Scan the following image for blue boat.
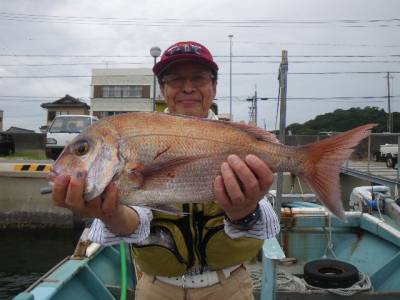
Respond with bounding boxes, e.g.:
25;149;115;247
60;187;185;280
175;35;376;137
13;195;400;300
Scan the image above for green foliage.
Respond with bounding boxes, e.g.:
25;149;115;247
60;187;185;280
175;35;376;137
0;150;47;160
287;106;399;134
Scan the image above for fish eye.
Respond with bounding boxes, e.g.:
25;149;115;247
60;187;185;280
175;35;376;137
73;140;90;156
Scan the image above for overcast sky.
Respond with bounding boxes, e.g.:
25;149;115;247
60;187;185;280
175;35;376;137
0;0;399;132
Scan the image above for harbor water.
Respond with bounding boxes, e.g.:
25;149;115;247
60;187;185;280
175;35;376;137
0;229;81;300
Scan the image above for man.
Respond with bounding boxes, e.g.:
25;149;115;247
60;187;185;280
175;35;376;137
52;41;279;300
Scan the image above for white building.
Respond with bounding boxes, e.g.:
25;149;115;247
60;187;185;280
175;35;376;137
91;68;162;118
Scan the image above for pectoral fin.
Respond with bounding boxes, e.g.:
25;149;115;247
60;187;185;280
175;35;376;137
125;155;203;188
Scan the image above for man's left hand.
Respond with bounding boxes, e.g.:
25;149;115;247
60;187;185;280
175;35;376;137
213;154;274;221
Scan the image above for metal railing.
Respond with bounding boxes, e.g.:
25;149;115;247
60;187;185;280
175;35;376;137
344;133;400;191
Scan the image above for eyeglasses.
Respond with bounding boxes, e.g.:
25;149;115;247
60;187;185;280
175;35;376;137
162;72;215;88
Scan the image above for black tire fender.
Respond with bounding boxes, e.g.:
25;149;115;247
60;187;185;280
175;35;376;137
304;259;359;288
386;154;395;168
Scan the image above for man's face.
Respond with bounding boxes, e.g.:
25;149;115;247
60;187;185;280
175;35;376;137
160;62;217;117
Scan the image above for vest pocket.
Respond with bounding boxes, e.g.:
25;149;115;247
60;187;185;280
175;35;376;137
132;244;188;276
132;223;189;276
203;227;263;270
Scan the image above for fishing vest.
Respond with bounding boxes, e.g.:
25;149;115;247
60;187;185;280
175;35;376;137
131;203;263;276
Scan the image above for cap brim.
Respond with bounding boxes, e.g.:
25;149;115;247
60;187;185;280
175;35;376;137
153;54;219;76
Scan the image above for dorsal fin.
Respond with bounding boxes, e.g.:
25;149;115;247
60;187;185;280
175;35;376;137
164;112;280;144
221;121;280;144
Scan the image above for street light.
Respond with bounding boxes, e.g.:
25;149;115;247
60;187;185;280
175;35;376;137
228;35;233;120
150;46;162;112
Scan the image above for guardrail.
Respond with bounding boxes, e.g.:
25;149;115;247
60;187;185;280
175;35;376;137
343;133;400;190
368;133;399;181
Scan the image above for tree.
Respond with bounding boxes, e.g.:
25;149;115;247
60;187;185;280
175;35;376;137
286;107;398;134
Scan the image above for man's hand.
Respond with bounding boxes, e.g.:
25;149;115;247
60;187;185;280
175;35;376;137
213;154;274;221
52;170;139;235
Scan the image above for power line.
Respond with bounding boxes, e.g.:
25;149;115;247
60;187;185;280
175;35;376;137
1;95;399;103
0;12;399;28
4;36;400;48
2;60;400;68
1;54;400;58
1;71;400;79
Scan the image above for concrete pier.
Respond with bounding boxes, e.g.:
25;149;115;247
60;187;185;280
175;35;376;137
0;163;313;229
0;169;78;229
0;160;371;229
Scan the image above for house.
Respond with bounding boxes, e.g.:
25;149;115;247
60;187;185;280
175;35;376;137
40;94;90;127
90;68;222;119
5;127;35;133
90;68;165;118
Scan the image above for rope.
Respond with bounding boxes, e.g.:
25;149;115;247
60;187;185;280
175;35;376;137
322;214;337;259
297;176;304;195
276;271;306;292
303;272;372;296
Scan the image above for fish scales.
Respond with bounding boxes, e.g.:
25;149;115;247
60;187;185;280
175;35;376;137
50;112;376;221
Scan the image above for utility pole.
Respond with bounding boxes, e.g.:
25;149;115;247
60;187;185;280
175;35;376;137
247;93;256;125
255;88;258;126
275;50;288;219
228;35;234;121
385;72;393;132
247;87;268;126
150;46;162;112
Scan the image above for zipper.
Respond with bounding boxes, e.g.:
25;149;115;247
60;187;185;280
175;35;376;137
192;206;202;270
183;204;195;269
199;224;225;267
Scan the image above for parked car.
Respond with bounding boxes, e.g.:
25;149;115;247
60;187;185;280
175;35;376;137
45;115;98;160
373;144;398;168
0;132;15;156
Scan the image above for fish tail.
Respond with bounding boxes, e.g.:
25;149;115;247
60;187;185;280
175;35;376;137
298;124;376;221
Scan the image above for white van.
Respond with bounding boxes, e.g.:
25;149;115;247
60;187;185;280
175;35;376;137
45;115;98;160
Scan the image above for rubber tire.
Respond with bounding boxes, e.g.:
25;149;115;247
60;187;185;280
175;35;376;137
304;259;359;289
386;155;395;168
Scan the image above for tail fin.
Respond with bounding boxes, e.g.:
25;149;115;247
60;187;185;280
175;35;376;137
299;124;376;221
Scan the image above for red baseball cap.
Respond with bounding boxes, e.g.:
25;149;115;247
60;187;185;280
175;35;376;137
153;41;219;76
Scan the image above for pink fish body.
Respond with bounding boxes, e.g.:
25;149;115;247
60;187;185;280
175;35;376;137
50;112;376;221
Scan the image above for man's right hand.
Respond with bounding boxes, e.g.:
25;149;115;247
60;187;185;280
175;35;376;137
52;171;140;236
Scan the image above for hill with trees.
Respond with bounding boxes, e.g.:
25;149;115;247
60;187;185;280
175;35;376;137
286;107;399;134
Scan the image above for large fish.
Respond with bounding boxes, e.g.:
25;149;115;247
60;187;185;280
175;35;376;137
49;112;376;221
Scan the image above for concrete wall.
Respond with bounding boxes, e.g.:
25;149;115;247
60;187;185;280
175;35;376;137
0;171;78;229
0;169;312;229
0;169;381;229
11;133;46;151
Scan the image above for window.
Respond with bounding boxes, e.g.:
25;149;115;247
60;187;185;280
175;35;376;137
99;111;128;118
101;86;143;98
49;116;97;133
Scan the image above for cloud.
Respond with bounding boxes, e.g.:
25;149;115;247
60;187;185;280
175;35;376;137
0;0;399;131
